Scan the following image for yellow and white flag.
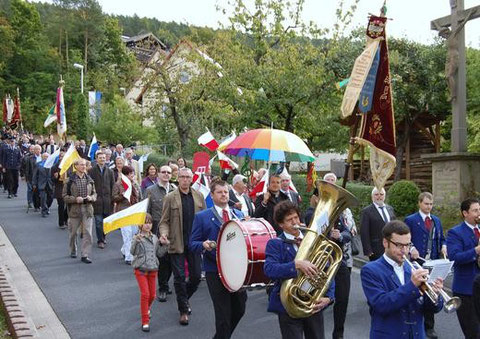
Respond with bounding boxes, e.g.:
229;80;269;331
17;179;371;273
103;198;149;234
59;144;81;176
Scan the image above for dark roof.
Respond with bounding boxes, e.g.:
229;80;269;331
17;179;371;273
123;32;168;64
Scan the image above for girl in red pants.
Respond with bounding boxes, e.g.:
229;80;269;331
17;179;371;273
130;213;165;332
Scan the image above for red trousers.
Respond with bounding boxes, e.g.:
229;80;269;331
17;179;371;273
134;269;157;325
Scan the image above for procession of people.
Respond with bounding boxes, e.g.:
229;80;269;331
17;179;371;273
1;126;480;339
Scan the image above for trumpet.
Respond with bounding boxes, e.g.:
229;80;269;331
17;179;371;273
403;255;461;313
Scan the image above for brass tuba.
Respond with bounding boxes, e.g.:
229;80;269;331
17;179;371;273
280;180;358;318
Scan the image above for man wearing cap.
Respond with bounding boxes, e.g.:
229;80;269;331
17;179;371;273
229;174;255;217
1;137;22;198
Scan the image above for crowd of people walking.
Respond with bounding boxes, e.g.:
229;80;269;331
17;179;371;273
1;127;480;338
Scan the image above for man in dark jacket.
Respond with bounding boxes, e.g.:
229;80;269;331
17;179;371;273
146;165;176;301
88;151;114;249
254;174;289;235
360;187;396;261
1;137;22;198
32;153;54;217
24;144;42;210
51;150;68;228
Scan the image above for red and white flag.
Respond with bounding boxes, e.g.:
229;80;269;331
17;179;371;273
217;150;238;170
121;173;132;201
198;131;219;151
249;170;269;198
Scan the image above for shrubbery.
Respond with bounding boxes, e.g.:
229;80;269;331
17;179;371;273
387;180;421;218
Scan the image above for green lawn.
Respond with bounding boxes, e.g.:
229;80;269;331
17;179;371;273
0;309;11;339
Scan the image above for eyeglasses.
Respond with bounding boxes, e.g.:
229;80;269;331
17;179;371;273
387;239;412;250
160;171;172;174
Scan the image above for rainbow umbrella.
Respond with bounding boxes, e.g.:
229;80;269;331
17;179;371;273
218;128;315;162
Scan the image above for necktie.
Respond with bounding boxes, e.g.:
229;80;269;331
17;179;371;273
222;209;230;223
294;237;302;246
474;227;480;242
425;216;433;232
379;206;388;222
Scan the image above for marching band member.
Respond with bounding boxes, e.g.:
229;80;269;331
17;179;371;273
264;200;334;339
190;179;245;339
361;220;443;339
446;198;480;338
404;192;446;338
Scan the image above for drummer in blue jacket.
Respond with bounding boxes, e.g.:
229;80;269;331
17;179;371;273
264;200;334;339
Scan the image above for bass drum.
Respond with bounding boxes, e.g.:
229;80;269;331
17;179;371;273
216;218;277;292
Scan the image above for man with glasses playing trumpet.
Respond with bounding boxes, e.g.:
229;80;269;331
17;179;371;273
446;198;480;339
361;220;444;339
404;192;446;338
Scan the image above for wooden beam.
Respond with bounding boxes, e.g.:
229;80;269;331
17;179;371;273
406;137;411;180
413;120;436;146
435;122;441;152
431;6;480;30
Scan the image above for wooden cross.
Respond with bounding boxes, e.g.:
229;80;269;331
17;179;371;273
431;0;479;152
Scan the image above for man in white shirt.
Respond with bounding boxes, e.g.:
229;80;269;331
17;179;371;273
279;172;300;206
360;187;396;261
361;220;444;338
228;174;255;217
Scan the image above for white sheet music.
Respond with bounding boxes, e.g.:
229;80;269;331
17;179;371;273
425;260;454;284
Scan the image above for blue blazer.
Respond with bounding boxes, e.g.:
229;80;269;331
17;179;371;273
361;256;442;339
264;234;335;314
404;213;445;259
447;222;480;295
189;207;243;272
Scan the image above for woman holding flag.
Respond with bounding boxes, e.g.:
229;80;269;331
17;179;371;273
112;166;141;265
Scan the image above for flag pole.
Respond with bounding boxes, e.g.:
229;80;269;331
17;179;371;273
341;1;388;189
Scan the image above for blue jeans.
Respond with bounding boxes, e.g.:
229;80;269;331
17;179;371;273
94;214;107;244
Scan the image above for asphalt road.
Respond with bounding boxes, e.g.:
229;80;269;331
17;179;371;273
0;181;462;339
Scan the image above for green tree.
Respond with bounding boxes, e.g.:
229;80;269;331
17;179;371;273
94;95;155;146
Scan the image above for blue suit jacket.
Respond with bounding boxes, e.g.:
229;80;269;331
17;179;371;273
447;222;480;295
189;207;243;272
404;212;445;259
361;256;442;339
264;234;335;314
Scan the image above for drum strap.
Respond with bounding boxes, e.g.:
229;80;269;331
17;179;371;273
211;207;240;225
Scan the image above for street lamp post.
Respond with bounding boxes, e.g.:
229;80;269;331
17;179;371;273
73;63;84;94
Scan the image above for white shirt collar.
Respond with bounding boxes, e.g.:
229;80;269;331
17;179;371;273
418;210;431;221
284;231;303;251
383;253;405;285
373;202;385;208
214;205;232;219
465;221;478;230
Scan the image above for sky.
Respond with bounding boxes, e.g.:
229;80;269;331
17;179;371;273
32;0;480;47
93;0;480;48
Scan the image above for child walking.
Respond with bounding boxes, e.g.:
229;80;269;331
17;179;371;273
130;213;165;332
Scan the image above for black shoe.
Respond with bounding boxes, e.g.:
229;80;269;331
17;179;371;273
167;288;173;295
81;257;92;264
179;313;189;326
425;329;438;339
157;291;167;302
46;210;50;215
13;194;17;197
70;253;77;258
7;195;11;199
141;324;150;332
125;260;132;265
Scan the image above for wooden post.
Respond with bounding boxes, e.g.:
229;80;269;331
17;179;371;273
435;122;441;152
405;137;411;180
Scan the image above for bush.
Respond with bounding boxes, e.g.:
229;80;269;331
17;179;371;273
387;180;421;218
